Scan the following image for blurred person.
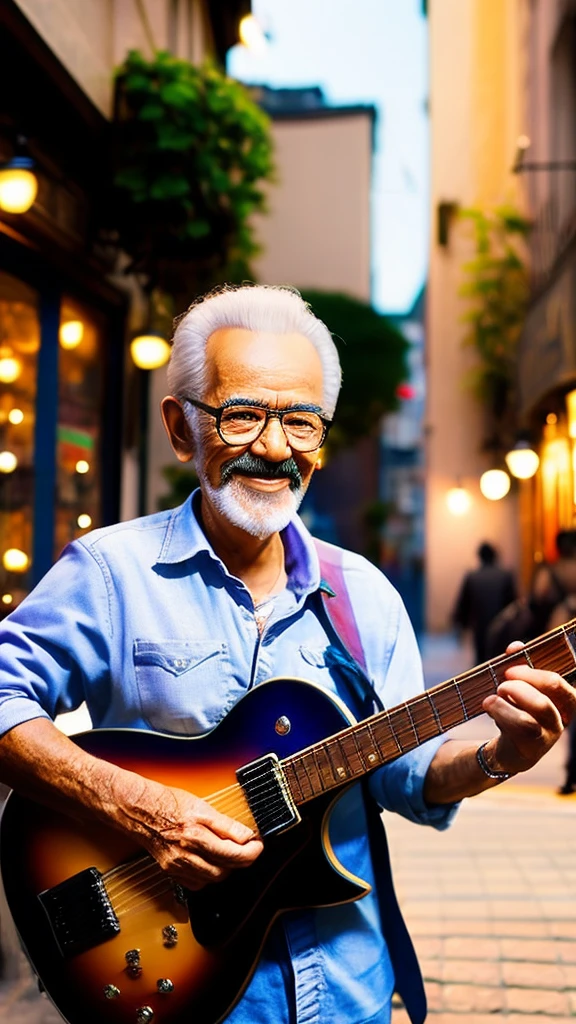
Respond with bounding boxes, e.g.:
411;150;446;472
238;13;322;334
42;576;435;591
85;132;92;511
0;284;574;1024
452;541;517;664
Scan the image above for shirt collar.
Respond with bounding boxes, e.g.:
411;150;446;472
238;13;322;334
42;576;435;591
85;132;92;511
156;489;322;596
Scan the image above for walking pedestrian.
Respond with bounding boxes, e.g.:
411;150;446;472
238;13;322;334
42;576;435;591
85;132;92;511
452;541;517;664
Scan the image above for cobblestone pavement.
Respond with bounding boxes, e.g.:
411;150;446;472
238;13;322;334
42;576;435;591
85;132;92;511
390;632;576;1023
0;634;574;1022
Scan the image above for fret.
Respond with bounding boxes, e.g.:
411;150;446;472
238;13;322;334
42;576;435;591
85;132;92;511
365;723;382;766
429;683;467;731
455;669;493;719
427;692;444;731
294;752;318;800
339;731;367;775
351;729;369;772
488;662;499;691
404;692;441;744
281;618;576;809
405;702;420;742
312;748;332;790
325;738;350;782
386;713;403;754
455;681;468;720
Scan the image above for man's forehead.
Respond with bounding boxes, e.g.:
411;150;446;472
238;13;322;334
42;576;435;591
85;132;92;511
203;326;323;394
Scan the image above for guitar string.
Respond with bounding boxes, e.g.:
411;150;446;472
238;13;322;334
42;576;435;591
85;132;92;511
113;879;175;916
104;632;573;909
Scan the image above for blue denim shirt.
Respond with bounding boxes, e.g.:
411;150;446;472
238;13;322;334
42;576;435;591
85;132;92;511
0;493;456;1024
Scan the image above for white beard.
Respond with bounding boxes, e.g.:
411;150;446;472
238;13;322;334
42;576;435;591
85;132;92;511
200;474;305;539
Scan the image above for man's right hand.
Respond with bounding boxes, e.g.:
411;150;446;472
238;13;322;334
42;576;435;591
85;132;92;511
121;779;264;890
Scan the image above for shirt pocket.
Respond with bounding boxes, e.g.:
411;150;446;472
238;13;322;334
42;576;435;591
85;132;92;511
133;639;230;735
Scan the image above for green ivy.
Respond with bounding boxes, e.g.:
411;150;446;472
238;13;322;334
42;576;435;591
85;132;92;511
459;205;531;446
110;50;275;298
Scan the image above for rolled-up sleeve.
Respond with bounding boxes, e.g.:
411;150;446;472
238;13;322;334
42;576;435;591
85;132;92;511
0;542;112;736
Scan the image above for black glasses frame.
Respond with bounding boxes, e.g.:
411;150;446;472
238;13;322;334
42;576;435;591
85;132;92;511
183;397;332;452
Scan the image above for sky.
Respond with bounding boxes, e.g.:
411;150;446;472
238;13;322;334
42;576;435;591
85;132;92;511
228;0;429;315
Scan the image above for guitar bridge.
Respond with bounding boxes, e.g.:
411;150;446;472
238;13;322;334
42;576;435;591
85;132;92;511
38;866;120;958
236;753;301;837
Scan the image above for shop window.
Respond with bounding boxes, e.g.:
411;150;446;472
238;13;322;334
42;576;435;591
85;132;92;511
55;298;104;560
0;272;39;614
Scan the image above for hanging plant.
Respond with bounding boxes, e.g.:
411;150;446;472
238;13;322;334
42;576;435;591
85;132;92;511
109;50;275;299
459;205;531;449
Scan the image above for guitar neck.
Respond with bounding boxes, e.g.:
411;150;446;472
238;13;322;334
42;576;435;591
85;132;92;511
282;618;576;807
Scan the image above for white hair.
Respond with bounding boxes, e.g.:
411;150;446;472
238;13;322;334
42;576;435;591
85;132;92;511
167;284;342;417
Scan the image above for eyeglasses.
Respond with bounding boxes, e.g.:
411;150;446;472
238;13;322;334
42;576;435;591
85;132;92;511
184;398;332;452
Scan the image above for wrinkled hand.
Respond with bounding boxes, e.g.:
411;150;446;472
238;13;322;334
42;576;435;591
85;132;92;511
482;640;576;774
118;778;263;891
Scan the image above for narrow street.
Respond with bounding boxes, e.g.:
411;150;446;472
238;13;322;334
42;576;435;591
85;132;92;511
390;634;576;1023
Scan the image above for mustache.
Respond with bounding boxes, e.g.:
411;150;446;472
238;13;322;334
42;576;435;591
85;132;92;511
220;452;303;490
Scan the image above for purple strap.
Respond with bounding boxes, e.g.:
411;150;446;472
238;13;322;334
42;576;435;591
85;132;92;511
313;538;368;674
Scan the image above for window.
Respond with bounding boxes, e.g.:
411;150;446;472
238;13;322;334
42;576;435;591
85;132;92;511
55;297;105;560
0;272;39;613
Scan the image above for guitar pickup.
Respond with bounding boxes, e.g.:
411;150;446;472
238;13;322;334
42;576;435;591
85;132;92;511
38;866;120;958
237;753;301;837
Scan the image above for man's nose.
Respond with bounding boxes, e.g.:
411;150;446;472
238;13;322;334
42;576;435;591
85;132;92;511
250;415;292;461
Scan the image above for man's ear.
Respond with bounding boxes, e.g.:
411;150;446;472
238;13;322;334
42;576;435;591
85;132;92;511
161;397;195;463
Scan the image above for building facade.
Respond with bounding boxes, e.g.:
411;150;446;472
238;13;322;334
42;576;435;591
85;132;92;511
426;0;528;631
0;0;247;615
515;0;576;573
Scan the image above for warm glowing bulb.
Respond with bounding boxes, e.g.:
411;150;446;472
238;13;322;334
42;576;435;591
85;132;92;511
75;460;90;474
2;548;29;572
0;451;18;473
239;14;267;51
130;334;171;370
505;446;540;480
0;355;22;383
59;320;84;349
0;168;38;213
480;469;511;501
8;408;24;424
446;486;471;515
77;513;92;529
1;593;13;605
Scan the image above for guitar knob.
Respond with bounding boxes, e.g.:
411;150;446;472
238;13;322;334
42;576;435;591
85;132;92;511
136;1008;154;1023
157;978;174;993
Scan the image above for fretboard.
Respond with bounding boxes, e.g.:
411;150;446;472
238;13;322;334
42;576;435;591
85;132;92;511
282;617;576;806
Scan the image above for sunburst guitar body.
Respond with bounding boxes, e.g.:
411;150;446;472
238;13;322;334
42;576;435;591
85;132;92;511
0;678;367;1024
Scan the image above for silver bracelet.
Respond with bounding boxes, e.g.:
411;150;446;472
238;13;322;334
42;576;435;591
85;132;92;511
476;741;512;781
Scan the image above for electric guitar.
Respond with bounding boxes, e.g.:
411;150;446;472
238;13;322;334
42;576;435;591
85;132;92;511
2;619;576;1024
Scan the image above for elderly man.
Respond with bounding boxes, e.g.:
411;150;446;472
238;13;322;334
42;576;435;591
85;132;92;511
0;284;573;1024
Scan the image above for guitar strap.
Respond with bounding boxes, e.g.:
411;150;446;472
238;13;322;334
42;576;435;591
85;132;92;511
313;538;427;1024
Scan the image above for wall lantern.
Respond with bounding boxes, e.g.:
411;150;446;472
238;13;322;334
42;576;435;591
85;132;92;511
130;332;171;370
480;468;511;501
2;548;29;572
0;451;18;474
0;137;38;214
0;350;22;383
446;484;471;515
59;320;84;350
505;438;540;479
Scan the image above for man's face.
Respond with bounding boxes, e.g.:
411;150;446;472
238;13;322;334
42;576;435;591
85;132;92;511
170;327;326;538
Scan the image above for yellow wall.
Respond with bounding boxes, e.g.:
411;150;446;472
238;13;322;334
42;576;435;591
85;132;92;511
426;0;528;630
